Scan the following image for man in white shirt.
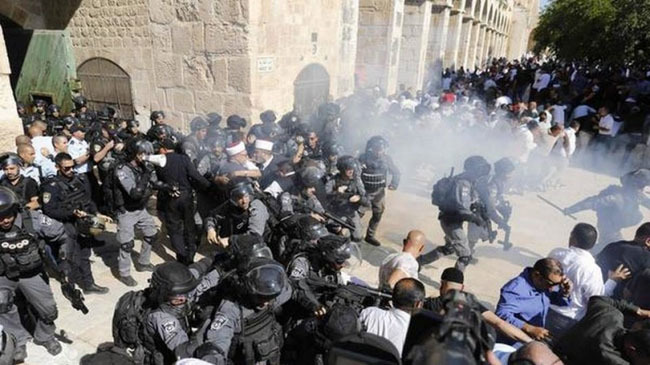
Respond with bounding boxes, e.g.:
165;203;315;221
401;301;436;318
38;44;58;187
596;106;615;137
67;124;91;174
570;104;596;121
378;230;425;290
360;278;425;356
547;223;630;338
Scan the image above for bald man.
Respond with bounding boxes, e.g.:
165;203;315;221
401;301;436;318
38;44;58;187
378;230;425;290
16;144;41;185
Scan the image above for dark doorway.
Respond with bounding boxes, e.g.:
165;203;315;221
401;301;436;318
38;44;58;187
1;15;34;92
293;63;330;119
77;58;135;119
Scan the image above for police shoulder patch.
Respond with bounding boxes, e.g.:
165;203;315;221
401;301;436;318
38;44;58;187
42;192;51;204
210;314;228;331
162;320;176;334
40;215;52;226
93;144;102;153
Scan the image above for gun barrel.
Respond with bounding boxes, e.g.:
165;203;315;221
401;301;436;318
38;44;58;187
537;195;577;220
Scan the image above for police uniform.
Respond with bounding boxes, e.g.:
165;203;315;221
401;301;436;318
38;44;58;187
0;176;39;209
114;163;159;278
68;137;90;175
0;210;69;347
41;173;100;289
324;174;367;242
144;307;190;364
418;175;480;272
181;135;209;166
467;175;510;252
205;199;269;239
286;254;345;314
358;152;400;239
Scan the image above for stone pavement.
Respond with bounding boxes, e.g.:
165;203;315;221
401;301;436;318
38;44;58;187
23;167;639;364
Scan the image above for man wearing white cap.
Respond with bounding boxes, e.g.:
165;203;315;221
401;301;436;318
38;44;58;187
216;141;261;183
253;139;282;189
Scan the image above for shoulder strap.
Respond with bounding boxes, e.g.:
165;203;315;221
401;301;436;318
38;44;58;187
21;211;36;236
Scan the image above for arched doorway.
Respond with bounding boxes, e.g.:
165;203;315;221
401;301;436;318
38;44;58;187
293;63;330;119
77;58;134;118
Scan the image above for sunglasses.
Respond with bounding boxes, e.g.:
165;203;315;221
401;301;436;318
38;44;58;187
59;165;74;171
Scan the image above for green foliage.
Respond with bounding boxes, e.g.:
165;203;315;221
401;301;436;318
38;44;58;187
533;0;650;64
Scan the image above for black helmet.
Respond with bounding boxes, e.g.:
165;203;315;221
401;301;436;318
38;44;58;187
34;99;47;108
147;124;169;141
63;116;79;129
228;178;254;202
126;138;154;159
316;235;352;268
206;112;222;126
260;110;277;124
336;155;357;173
127;119;140;129
229;234;273;261
150;262;198;304
46;104;61;116
278;112;301;132
190;117;209;132
0;187;20;218
299;166;325;188
243;257;287;303
150;110;165;122
102;106;118;119
621;168;650;189
227;115;247;129
297;215;329;241
0;154;23;169
324;142;344;158
494;157;515;176
365;136;388;154
72;95;87;109
261;122;281;139
206;135;227;151
463;155;491;178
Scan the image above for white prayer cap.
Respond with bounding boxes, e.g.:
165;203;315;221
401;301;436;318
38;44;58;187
255;139;273;151
226;141;246;157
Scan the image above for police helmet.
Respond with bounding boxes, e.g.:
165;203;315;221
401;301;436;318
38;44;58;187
317;235;353;267
299;166;325;188
34;99;47;108
63;116;79;129
228;179;254;202
150;261;198;303
150;110;165;122
127;119;140;129
248;124;264;139
261;122;281;139
463;155;491;178
0;154;23;169
46;104;61;116
102;106;118;119
206;135;227;151
227;115;247;129
190;117;209;133
297;215;329;241
72;95;87;109
260;110;277;124
229;234;273;261
278;112;301;132
494;157;515;176
336;155;357;173
0;187;20;218
324;142;344;158
243;257;287;302
365;136;388;154
206;112;222;126
621;168;650;189
126;138;154;159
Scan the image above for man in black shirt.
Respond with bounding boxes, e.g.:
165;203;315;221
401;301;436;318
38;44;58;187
597;222;650;298
0;155;39;210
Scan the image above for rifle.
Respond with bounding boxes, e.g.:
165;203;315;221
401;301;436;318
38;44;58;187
296;201;356;232
497;201;513;250
60;275;89;314
307;277;391;312
472;202;497;243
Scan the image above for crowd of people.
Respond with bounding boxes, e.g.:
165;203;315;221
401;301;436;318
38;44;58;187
0;56;649;365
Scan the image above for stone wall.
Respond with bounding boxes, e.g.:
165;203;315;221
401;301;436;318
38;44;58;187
0;26;25;152
397;0;431;93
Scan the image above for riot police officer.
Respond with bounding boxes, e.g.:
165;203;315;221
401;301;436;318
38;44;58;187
205;179;270;245
0;155;39;211
419;156;491;272
358;136;400;246
45;104;63;135
194;256;291;365
41;153;112;294
113;139;176;287
182;117;209;166
325;156;367;242
225;114;247;145
0;187;73;359
147;111;182;145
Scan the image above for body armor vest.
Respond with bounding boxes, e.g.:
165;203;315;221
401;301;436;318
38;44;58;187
0;213;42;278
0;177;29;206
229;305;282;365
361;158;387;192
113;163;152;212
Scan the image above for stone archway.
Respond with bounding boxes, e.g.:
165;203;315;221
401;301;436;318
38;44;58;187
77;57;135;118
293;63;330;119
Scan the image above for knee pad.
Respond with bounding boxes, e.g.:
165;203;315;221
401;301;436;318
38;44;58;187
439;245;455;256
0;289;13;314
143;233;158;245
121;240;135;253
39;306;58;324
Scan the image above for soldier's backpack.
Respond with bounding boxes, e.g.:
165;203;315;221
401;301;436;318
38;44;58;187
431;168;457;211
112;290;149;362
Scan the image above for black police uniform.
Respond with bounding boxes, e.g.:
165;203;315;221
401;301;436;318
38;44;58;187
41;173;102;290
0;176;38;209
155;152;211;264
358;152;400;240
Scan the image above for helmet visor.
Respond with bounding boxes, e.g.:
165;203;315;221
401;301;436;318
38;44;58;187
245;264;286;297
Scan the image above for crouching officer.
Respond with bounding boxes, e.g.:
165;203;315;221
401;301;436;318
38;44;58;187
193;257;291;365
41;152;112;294
114;139;177;287
0;187;72;359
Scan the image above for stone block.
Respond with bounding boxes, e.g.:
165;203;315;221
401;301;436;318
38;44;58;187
191;23;205;52
205;24;249;55
149;0;174;24
214;0;248;23
182;56;213;91
154;52;182;88
172;23;192;54
208;57;228;92
171;88;195;113
194;90;225;114
223;93;252;119
227;58;251;93
175;0;200;22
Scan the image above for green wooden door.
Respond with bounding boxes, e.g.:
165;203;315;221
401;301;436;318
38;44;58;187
14;29;79;113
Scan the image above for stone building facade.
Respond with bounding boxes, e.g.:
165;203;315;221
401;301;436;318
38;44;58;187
0;0;538;138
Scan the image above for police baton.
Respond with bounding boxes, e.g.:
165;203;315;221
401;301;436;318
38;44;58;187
537;195;577;221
